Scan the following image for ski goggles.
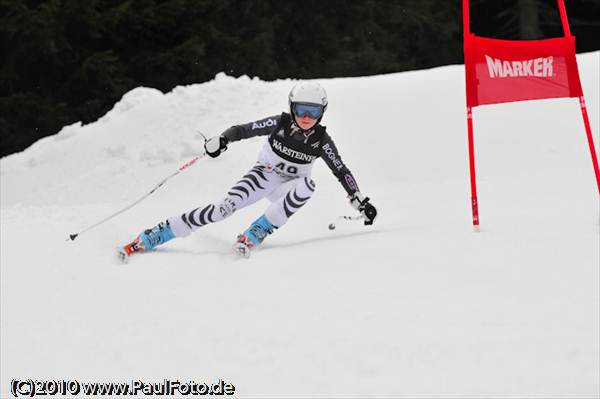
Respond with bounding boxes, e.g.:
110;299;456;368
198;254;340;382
293;103;324;119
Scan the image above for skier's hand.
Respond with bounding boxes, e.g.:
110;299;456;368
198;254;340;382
349;192;378;225
205;135;229;158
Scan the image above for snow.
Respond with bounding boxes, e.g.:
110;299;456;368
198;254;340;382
2;54;599;398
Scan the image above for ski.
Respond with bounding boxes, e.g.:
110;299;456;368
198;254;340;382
233;234;253;258
117;237;144;263
118;235;253;261
117;247;129;263
232;242;251;258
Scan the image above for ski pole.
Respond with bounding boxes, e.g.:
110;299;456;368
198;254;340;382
67;153;205;241
328;215;364;230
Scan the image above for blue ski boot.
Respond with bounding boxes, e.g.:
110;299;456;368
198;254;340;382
234;214;276;258
119;221;175;262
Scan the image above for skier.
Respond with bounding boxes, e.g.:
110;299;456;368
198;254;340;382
120;81;377;258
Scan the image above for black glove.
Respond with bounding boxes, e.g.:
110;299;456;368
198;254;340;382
204;135;229;158
349;192;378;225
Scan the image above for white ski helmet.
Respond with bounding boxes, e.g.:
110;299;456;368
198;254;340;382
288;81;328;121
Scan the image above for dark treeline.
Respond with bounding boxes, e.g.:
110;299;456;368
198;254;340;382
1;0;599;157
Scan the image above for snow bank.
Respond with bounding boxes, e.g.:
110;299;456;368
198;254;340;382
1;54;598;397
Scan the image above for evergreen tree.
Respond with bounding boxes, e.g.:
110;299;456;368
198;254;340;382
1;0;598;156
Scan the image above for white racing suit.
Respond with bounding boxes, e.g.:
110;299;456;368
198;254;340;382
167;112;360;238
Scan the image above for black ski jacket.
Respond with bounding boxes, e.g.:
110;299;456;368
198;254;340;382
221;113;359;195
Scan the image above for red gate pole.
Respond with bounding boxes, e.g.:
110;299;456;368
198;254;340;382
557;0;572;37
557;0;600;193
463;0;480;231
467;107;480;231
579;96;600;193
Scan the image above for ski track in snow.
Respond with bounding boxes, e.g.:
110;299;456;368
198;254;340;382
1;55;599;397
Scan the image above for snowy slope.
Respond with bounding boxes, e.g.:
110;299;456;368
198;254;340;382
1;53;599;398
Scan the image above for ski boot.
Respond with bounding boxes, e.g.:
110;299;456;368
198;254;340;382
118;221;175;262
233;214;276;258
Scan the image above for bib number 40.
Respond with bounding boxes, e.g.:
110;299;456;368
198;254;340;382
275;162;298;175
